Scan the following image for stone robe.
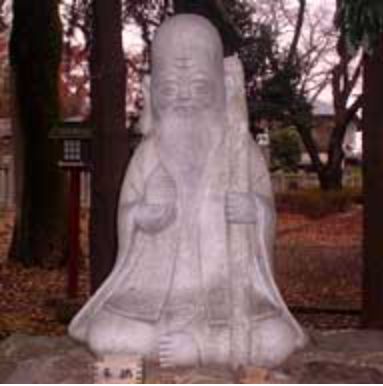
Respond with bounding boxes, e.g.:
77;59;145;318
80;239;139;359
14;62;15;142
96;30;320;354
69;126;306;356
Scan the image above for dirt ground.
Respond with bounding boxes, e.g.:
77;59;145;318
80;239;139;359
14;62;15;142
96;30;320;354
0;206;362;339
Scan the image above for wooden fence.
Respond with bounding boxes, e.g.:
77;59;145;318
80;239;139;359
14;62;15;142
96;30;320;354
271;171;362;193
0;160;91;209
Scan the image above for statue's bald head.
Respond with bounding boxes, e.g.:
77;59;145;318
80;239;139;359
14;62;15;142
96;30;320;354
152;14;224;69
150;15;226;117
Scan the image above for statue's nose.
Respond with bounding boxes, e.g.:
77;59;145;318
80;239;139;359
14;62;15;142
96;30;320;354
178;85;191;101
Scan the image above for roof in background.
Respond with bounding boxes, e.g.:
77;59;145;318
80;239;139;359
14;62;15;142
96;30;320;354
313;100;334;116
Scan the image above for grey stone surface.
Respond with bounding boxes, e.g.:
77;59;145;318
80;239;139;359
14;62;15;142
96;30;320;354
276;330;383;384
6;349;94;384
68;14;306;369
1;331;383;383
0;335;94;384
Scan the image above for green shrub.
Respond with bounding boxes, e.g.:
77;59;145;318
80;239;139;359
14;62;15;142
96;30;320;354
270;127;302;172
276;187;362;218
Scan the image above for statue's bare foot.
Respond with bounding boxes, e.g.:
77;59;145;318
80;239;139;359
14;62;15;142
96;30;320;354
159;332;200;368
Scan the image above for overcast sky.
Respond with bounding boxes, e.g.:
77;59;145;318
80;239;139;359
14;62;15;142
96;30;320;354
310;0;333;8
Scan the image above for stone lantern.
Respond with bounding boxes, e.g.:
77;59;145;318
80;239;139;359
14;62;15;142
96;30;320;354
50;119;92;298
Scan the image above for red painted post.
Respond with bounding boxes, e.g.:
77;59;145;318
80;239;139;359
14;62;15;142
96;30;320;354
67;168;81;298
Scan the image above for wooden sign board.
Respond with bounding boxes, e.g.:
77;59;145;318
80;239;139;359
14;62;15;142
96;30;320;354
94;355;143;384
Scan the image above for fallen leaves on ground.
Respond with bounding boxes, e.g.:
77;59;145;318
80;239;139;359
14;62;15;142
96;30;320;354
0;206;362;338
276;206;362;329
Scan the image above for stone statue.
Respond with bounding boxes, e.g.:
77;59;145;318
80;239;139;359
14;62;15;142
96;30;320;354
69;14;307;369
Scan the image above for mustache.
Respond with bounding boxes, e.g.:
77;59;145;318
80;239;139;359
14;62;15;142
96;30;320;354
154;109;228;153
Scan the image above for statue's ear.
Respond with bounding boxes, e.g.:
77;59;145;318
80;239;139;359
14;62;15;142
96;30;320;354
142;75;151;104
139;75;153;136
224;57;236;103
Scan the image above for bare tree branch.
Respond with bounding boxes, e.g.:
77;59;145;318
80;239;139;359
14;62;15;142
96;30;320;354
308;72;332;103
286;0;306;64
345;54;363;98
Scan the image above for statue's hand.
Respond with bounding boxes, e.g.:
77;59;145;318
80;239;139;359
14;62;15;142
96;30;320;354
145;166;177;205
134;202;176;234
225;192;257;224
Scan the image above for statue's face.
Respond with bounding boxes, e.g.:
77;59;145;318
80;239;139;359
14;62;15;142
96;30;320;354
152;53;218;117
151;16;225;119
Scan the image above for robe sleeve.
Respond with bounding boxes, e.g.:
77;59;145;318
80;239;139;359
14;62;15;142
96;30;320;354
68;139;153;342
115;140;149;265
248;140;277;272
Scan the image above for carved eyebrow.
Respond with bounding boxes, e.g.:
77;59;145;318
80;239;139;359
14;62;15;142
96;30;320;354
154;69;210;82
153;73;177;84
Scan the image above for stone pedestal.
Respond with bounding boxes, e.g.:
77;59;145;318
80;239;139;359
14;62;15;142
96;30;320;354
1;331;383;383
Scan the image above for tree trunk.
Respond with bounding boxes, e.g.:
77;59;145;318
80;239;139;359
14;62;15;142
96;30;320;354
9;0;67;267
362;36;383;328
317;134;345;191
89;0;128;292
317;164;343;191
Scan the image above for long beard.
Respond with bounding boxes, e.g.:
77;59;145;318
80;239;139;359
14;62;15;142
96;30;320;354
156;110;222;186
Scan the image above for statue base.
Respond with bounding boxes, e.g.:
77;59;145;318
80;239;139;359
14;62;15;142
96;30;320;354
1;331;383;383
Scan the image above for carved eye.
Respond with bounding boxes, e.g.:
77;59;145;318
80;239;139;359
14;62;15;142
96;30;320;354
191;80;210;95
160;83;177;98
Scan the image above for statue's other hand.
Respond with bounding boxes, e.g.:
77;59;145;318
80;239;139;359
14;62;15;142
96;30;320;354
144;166;177;205
225;192;257;224
134;202;176;233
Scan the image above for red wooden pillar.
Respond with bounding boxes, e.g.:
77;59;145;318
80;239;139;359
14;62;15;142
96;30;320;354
67;168;81;298
362;36;383;328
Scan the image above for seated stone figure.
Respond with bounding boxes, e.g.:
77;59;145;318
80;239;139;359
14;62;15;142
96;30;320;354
69;14;307;369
